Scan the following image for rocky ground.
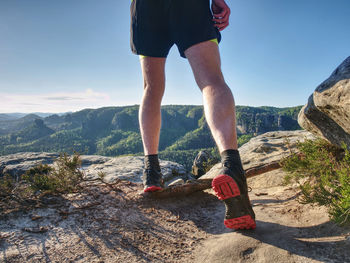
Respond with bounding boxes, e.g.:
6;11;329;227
1;169;349;263
194;169;350;263
0;153;187;186
1;130;350;262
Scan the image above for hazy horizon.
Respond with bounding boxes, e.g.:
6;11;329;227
0;103;304;116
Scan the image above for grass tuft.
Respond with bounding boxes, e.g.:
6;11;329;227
1;152;84;213
281;139;350;226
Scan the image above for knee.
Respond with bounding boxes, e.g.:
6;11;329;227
201;82;232;97
197;75;227;92
142;83;165;102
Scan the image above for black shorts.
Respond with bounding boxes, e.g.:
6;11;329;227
130;0;221;58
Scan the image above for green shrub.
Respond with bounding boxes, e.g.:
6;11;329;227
238;134;254;147
193;157;219;178
0;174;15;197
282;139;350;226
1;153;87;213
23;152;83;194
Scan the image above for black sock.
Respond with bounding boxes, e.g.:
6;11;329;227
220;149;244;175
144;154;160;171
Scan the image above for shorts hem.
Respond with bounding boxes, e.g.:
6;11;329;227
132;50;168;58
180;36;221;58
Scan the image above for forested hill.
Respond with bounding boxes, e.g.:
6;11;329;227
0;105;301;169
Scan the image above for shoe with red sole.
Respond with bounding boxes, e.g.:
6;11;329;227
142;168;164;192
212;166;256;230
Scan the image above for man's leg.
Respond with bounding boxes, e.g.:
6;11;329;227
139;56;166;192
185;40;256;230
185;40;237;152
139;57;166;155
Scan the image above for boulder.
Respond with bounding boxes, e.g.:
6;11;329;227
201;130;315;180
298;56;350;148
0;152;59;179
191;150;218;178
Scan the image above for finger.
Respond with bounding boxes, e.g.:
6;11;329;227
220;8;230;20
219;23;229;31
213;9;230;23
215;4;230;15
212;16;229;24
214;21;229;31
212;16;229;26
218;24;228;31
213;9;227;19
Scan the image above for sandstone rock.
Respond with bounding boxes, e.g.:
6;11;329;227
191;150;218;178
82;155;187;184
167;178;185;187
201;130;315;180
298;56;350;148
0;153;187;184
0;152;59;179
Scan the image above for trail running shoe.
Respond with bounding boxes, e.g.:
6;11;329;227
142;168;164;192
212;166;256;230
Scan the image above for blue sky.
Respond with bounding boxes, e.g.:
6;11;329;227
0;0;349;113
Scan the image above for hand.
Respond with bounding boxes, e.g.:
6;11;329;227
211;0;231;31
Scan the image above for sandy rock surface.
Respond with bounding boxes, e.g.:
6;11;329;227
193;169;350;263
0;154;187;185
82;155;187;184
1;169;349;263
0;152;60;179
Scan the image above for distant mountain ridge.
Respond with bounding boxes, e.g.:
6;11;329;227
0;105;302;168
0;112;68;120
0;114;19;121
0;114;42;136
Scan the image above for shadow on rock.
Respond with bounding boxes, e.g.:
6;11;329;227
237;220;349;263
140;190;229;235
0;182;227;263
